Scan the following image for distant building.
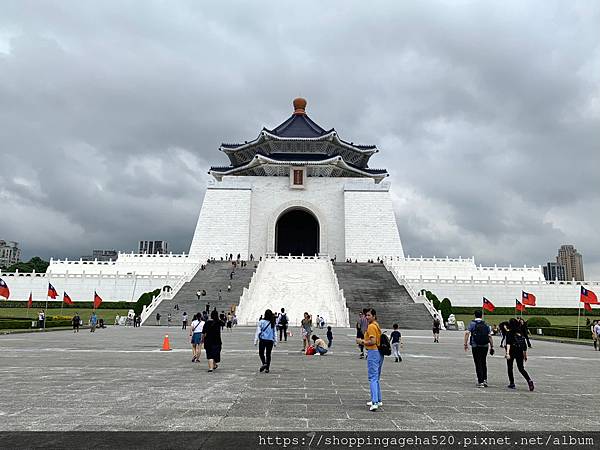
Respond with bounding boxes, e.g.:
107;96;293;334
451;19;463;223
81;250;119;262
0;240;21;268
556;245;584;281
543;262;566;281
139;240;168;255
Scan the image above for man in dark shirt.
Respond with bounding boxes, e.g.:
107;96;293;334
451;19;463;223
390;324;402;362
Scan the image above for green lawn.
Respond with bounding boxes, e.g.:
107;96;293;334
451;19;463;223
454;314;592;327
0;308;130;322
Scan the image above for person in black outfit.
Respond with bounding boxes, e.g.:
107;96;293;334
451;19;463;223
499;322;508;348
464;310;495;387
203;310;224;373
505;318;534;390
278;308;288;342
517;317;532;348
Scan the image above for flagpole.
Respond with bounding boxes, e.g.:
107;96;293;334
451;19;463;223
514;300;517;318
576;302;581;340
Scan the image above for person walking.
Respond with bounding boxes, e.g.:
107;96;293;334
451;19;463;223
356;312;365;359
203;310;223;373
301;312;312;352
326;326;333;349
356;308;383;411
155;312;161;326
189;313;204;362
72;313;80;333
505;318;534;390
205;302;210;313
38;310;45;329
594;321;600;351
254;309;277;373
390;323;402;362
499;322;508;348
432;315;441;343
196;290;201;301
464;310;495;388
278;308;288;342
226;312;232;331
517;317;532;348
167;313;172;327
90;312;98;333
182;312;188;330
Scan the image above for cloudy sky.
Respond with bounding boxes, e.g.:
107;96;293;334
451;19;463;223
1;1;599;278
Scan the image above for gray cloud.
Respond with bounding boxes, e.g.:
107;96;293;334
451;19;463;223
1;1;599;278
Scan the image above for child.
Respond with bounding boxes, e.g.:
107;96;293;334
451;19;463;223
326;326;333;349
390;323;402;362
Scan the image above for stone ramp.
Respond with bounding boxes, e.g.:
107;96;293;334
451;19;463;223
334;262;432;329
145;261;256;324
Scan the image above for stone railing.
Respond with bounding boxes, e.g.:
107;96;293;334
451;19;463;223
140;262;202;324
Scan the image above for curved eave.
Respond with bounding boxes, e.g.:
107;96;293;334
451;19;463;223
220;130;378;155
209;154;388;182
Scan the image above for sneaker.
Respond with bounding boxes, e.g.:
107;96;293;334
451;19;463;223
507;384;516;389
398;357;402;362
359;353;364;359
259;365;266;372
367;401;383;406
476;383;485;388
394;357;398;362
528;380;535;391
369;404;379;411
483;381;488;388
207;369;213;373
265;368;270;373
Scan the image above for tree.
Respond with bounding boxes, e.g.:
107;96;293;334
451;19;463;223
6;257;49;273
133;289;161;316
440;298;453;322
425;290;441;310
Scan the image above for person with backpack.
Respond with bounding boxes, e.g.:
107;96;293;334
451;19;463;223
356;308;385;411
278;307;288;342
464;310;495;388
505;318;534;390
432;315;441;343
72;313;80;333
254;309;277;373
390;324;402;362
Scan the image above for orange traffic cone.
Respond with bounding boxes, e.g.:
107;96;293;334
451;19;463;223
161;335;172;351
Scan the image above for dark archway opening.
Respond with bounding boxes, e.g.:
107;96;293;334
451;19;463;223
275;209;319;256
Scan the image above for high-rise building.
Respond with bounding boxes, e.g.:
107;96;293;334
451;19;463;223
0;240;21;268
543;262;566;281
138;240;168;255
556;245;584;281
81;250;119;261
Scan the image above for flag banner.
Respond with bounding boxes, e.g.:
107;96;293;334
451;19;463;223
63;292;74;306
580;286;598;304
47;283;58;299
27;292;33;308
482;297;495;312
583;302;592;313
516;299;526;312
522;291;536;306
93;291;103;309
0;278;9;299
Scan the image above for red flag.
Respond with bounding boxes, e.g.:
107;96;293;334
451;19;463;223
516;299;526;312
27;292;33;308
47;283;58;299
0;278;9;299
580;286;598;304
522;291;536;306
583;302;592;313
93;291;103;309
482;297;495;312
63;291;74;306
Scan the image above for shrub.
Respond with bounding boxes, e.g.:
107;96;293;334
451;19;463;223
526;317;551;327
452;306;582;316
440;297;453;322
0;300;133;309
133;289;161;316
532;327;591;340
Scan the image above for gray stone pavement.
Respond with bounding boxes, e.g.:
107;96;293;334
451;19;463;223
0;325;599;431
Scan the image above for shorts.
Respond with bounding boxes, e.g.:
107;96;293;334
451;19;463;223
191;333;202;345
205;344;221;362
433;328;440;334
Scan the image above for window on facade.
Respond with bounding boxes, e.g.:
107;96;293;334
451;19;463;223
293;169;303;185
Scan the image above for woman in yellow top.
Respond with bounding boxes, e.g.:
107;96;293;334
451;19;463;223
356;308;383;411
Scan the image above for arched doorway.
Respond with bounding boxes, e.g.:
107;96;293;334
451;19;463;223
275;209;319;256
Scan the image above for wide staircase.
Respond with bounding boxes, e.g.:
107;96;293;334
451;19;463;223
334;262;432;329
146;261;256;324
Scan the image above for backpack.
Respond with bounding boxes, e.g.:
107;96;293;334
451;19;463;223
378;332;392;357
471;321;490;346
306;346;316;356
514;334;528;351
433;318;440;328
279;314;288;326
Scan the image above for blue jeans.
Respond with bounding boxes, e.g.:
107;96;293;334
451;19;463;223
367;349;383;403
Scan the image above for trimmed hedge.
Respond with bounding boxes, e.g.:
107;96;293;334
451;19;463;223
0;301;133;309
530;326;592;340
133;289;161;316
0;318;72;330
452;306;583;316
526;317;551;327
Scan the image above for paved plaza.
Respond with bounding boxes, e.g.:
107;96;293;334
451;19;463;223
0;325;598;432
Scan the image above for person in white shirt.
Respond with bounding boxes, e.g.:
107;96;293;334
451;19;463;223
189;313;205;362
593;321;600;352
